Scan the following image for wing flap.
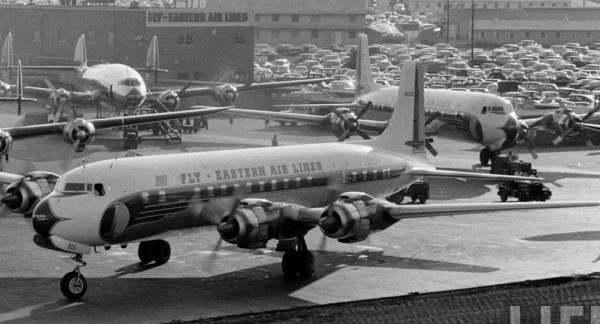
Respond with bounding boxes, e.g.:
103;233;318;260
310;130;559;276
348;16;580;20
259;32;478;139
411;168;544;181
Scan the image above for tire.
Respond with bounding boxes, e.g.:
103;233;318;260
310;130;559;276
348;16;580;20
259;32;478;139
60;271;87;300
418;195;427;204
290;122;298;127
297;251;315;278
500;191;508;202
151;240;171;265
279;121;286;126
282;249;298;277
138;241;153;264
411;195;418;203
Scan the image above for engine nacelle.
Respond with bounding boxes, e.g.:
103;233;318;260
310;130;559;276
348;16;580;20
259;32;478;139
0;130;13;157
158;90;180;110
63;118;96;152
49;88;72;108
217;199;275;248
319;192;395;243
2;171;60;215
212;84;238;106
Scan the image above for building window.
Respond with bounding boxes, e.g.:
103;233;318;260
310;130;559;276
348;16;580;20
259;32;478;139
518;3;522;8
234;36;245;44
292;14;299;22
271;30;279;38
587;32;592;38
426;2;430;8
552;3;556;6
541;3;544;6
495;31;499;38
59;29;67;43
480;31;485;38
349;30;357;38
571;32;576;38
509;31;514;39
177;73;189;80
525;31;530;38
255;14;260;22
310;15;320;23
529;3;533;6
33;30;41;42
556;32;561;39
483;4;487;8
311;29;319;38
494;3;498;8
107;32;114;46
291;29;299;38
541;32;546;39
178;33;192;45
272;14;279;22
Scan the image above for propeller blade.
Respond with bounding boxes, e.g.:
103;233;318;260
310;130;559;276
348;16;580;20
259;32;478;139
425;138;438;156
44;78;57;92
330;108;350;124
523;137;538;159
179;82;192;97
356;129;371;140
337;129;351;142
355;102;372;120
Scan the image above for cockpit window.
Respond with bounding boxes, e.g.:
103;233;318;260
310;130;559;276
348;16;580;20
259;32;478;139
119;78;141;87
94;183;105;196
64;183;86;192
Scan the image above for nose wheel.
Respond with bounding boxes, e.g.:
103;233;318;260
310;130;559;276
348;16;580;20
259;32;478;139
60;254;87;300
281;236;315;278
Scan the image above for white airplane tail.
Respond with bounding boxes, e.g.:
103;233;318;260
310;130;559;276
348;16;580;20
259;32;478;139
369;61;426;157
355;33;379;97
73;34;87;66
1;33;13;81
146;35;159;70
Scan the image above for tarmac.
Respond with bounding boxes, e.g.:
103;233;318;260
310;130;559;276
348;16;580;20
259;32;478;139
1;104;600;323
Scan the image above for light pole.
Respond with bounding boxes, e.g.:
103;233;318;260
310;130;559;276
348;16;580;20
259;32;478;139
471;0;475;65
446;0;450;44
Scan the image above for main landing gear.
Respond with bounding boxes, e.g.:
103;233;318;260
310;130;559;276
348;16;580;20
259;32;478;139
60;254;88;300
281;236;315;278
138;240;171;265
479;147;500;166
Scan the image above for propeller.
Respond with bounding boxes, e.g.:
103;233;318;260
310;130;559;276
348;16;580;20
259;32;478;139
44;79;71;122
517;120;538;159
331;102;372;141
552;106;586;146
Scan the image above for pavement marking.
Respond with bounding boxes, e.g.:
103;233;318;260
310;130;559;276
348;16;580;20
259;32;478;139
0;302;55;323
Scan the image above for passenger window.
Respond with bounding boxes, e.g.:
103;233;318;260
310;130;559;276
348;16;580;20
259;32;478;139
481;106;487;114
94;183;105;196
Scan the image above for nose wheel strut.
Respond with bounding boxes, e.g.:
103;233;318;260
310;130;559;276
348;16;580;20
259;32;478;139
60;254;88;300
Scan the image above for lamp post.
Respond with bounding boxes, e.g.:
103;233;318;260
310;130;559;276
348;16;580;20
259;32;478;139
470;0;475;65
446;0;450;44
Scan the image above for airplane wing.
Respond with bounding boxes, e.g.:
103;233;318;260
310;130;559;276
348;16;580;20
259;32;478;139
3;106;230;139
273;103;359;109
218;108;389;132
22;86;97;105
410;168;544;181
383;201;599;220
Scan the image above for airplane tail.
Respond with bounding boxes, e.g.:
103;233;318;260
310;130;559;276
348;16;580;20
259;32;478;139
355;33;379;97
369;61;426;158
1;33;13;81
137;35;168;86
73;34;87;66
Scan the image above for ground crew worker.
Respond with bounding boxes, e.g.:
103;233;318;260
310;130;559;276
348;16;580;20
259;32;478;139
272;134;278;146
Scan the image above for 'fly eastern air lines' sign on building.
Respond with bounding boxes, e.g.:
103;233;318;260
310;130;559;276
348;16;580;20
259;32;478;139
146;11;250;27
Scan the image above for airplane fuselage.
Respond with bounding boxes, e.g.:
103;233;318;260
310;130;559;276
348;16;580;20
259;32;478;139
355;87;520;151
66;64;147;110
32;142;429;249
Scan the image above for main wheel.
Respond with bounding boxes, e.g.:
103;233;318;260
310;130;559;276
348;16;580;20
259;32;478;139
297;251;315;278
479;149;490;166
418;195;427;204
151;240;171;265
60;271;87;300
500;191;508;202
138;241;154;264
386;192;404;204
282;249;298;277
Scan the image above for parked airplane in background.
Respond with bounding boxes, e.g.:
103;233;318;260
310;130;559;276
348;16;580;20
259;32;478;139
221;33;535;166
5;62;595;300
0;60;36;113
1;33;331;119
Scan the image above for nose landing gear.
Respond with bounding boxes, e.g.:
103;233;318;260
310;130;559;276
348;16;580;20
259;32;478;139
60;254;88;300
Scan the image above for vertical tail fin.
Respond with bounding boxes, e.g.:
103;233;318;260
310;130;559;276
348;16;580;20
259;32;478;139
146;35;160;85
369;61;426;157
73;34;87;66
1;33;13;81
355;33;378;97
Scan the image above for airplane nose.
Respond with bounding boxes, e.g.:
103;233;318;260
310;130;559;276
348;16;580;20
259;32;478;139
32;198;61;238
126;88;144;106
